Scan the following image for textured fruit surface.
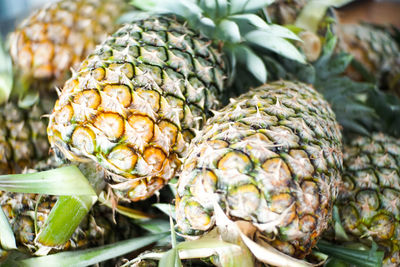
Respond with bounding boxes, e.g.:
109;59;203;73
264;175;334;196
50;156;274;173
338;24;400;95
176;81;343;259
0;97;54;174
47;16;226;202
334;133;400;267
9;0;127;86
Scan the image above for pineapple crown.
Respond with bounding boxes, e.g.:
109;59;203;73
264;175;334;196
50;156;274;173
124;0;305;84
262;28;400;138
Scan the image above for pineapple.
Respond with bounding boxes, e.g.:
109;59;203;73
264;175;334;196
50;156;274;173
0;159;137;256
331;133;400;267
9;0;128;88
337;23;400;95
175;81;343;261
267;1;400;94
0;99;53;174
1;0;129;174
47;1;303;203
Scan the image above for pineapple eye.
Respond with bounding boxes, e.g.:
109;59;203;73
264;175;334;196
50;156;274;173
93;112;124;140
91;67;105;81
143;147;166;173
189;170;218;197
217;151;253;173
183;200;212;231
103;85;132;108
54;104;74;125
127;114;154;145
74;89;101;109
228;184;260;217
107;145;138;172
71;126;96;154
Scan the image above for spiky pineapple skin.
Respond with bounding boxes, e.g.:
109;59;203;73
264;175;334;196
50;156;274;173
175;81;343;259
0;97;54;174
338;24;400;95
334;133;400;267
9;0;127;86
47;16;226;202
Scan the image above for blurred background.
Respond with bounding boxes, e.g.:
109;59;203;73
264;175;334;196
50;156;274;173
0;0;57;37
0;0;399;38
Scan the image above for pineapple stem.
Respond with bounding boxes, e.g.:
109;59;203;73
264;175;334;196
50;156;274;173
34;195;96;254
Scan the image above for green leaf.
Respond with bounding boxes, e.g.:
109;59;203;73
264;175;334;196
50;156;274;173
131;0;202;22
153;203;176;220
245;31;305;64
198;0;217;20
0;166;96;196
198;17;216;38
228;13;270;31
137;219;171;234
216;19;241;43
230;0;274;14
35;195;96;253
18;91;39;109
159;248;182;267
215;0;228;18
0;208;17;250
234;46;267;83
317;240;384;267
18;233;168;267
0;36;13;104
177;234;253;267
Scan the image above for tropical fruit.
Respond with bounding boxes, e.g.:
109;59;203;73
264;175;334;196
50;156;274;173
0;98;53;174
1;0;128;174
337;23;400;95
9;0;128;88
175;81;343;261
46;0;302;203
332;133;400;267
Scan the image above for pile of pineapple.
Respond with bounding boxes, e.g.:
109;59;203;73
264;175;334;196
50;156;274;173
0;0;400;266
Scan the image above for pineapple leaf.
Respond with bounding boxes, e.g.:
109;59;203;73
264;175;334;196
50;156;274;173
137;219;171;234
215;0;228;18
153;203;176;220
198;0;217;20
230;0;274;14
216;19;241;43
18;233;168;267
229;14;301;41
316;240;384;267
159;248;182;267
35;195;96;254
245;31;306;63
0;166;97;196
0;208;17;250
0;36;13;104
234;45;267;83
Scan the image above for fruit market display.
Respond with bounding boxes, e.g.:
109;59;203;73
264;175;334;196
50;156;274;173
0;0;399;266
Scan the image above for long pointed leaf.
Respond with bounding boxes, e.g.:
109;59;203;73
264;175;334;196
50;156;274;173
234;46;267;83
34;195;96;254
19;233;168;267
0;166;96;196
0;208;17;250
246;31;305;64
